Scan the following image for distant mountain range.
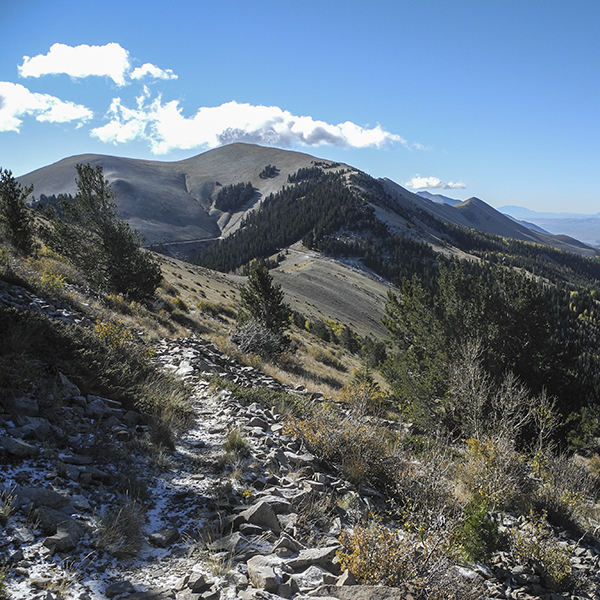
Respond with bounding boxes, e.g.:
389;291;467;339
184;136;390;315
17;143;598;260
499;206;600;247
416;192;600;249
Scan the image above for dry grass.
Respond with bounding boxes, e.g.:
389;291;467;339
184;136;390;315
97;501;145;558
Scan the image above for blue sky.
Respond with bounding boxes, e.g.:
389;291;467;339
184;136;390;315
1;0;599;213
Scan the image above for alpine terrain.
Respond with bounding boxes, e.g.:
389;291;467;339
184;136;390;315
2;143;600;600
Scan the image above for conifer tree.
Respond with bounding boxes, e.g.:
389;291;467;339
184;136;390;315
0;168;35;255
239;261;291;334
42;163;162;300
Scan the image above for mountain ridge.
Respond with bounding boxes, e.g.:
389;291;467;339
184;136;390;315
18;143;597;261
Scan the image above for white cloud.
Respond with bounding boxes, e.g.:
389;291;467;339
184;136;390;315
404;175;466;190
131;63;177;81
0;81;93;132
18;43;176;86
92;92;404;153
19;43;131;86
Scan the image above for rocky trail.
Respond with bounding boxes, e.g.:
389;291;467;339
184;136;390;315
2;281;600;599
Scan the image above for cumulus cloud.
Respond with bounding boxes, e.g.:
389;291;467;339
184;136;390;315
92;91;404;153
404;175;466;190
131;63;177;81
0;81;93;132
18;43;176;86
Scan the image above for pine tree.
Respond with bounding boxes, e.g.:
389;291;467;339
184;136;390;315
239;261;291;334
42;163;162;300
0;168;35;255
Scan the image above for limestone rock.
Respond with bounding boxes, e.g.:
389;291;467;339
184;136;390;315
309;585;408;599
8;396;39;417
13;487;69;510
105;580;135;598
286;546;340;572
58;372;81;398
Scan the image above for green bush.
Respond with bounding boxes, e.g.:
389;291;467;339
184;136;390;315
453;496;503;562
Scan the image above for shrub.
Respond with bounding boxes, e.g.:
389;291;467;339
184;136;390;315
511;512;574;591
0;488;14;526
533;453;600;531
196;300;236;319
173;296;189;313
295;492;337;546
0;565;8;600
337;521;484;599
161;282;179;296
0;245;11;275
94;320;134;350
460;437;532;510
289;406;396;488
392;440;459;532
339;367;385;416
103;293;145;316
337;523;416;586
39;271;65;296
309;347;347;372
453;496;503;562
231;319;289;358
223;427;251;458
210;377;304;416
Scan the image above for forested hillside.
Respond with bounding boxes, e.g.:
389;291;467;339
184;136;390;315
196;166;600;449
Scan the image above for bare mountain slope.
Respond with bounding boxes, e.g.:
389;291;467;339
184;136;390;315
18;143;345;247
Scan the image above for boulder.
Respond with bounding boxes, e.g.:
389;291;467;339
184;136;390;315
148;527;179;548
43;525;78;552
292;565;335;591
0;436;38;458
58;372;81;398
8;396;39;417
246;554;282;592
255;494;292;514
286;546;340;572
239;500;281;533
33;505;79;535
105;580;135;598
85;397;111;419
13;487;69;510
309;586;407;599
